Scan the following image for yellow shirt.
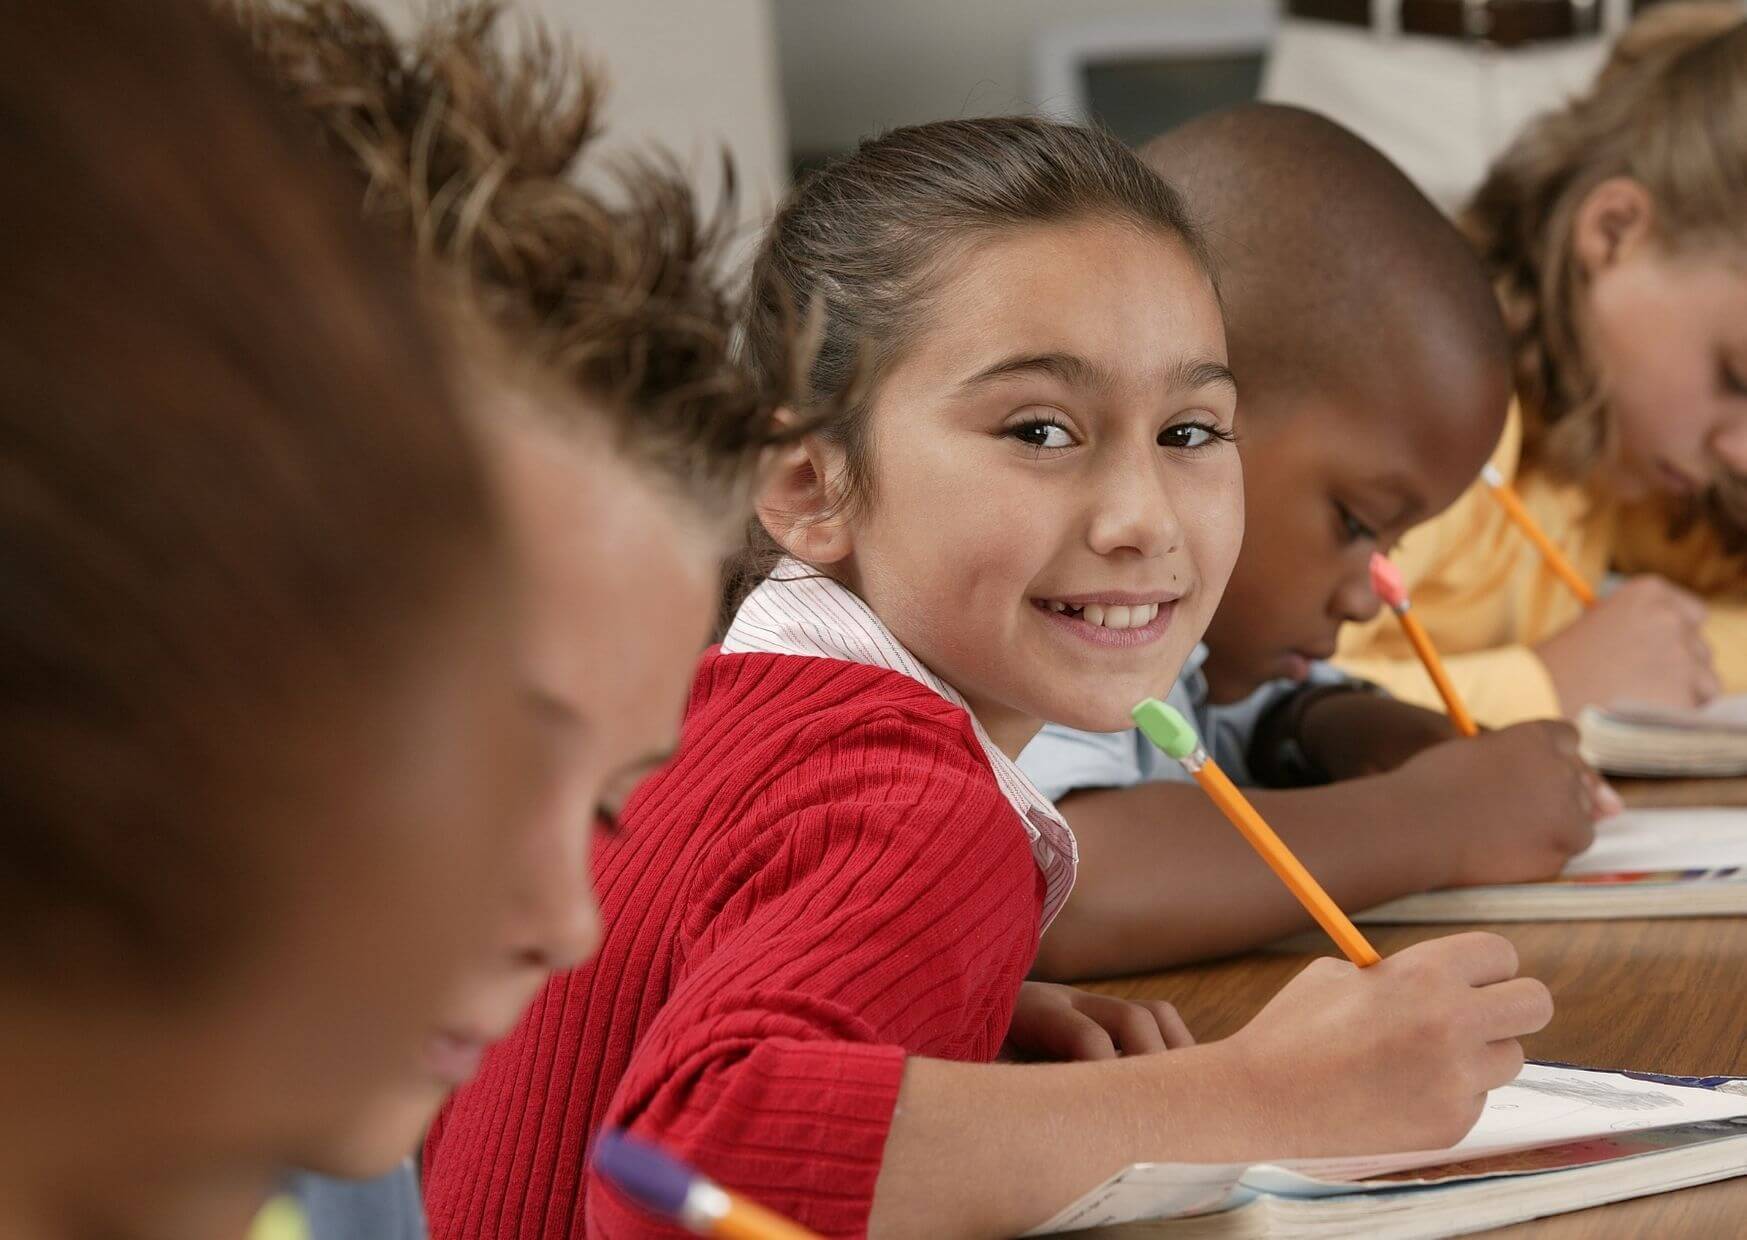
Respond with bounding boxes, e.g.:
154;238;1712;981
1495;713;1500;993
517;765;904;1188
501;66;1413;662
1334;404;1747;725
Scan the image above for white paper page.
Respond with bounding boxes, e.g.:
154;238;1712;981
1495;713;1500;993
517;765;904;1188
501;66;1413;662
1606;694;1747;730
1271;1064;1747;1183
1562;808;1747;876
1022;1162;1251;1236
1029;1066;1747;1232
1699;695;1747;726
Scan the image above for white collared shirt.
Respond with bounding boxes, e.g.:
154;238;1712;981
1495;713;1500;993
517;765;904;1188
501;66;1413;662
722;560;1078;931
1019;644;1356;802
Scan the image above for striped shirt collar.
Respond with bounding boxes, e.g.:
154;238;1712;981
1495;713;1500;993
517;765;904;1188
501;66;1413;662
722;560;1077;931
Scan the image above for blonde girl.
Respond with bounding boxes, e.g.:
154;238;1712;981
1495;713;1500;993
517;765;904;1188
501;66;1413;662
1338;3;1747;723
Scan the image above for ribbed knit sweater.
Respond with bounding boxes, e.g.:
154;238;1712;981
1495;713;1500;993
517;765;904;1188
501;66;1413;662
422;650;1047;1238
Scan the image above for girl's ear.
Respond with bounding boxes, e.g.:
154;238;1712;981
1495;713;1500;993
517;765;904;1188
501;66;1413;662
755;433;855;565
1573;177;1656;276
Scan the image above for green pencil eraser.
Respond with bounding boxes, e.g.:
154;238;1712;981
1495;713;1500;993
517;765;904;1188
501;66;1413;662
1132;698;1199;760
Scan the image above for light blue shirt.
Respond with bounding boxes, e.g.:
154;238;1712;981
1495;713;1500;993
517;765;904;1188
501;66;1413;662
289;1162;425;1240
1017;644;1351;801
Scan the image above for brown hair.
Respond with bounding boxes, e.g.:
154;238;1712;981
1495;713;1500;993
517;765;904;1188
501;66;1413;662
229;0;798;520
731;116;1215;607
0;1;496;989
1463;3;1747;543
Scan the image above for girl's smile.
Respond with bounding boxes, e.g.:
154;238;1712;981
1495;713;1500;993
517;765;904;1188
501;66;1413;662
759;215;1243;755
1031;591;1180;649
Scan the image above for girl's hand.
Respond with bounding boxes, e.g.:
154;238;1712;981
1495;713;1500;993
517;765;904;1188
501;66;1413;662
1535;575;1719;715
1222;932;1552;1156
1004;982;1193;1061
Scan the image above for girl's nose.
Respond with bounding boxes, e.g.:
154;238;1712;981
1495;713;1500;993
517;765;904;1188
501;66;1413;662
1086;462;1183;559
504;800;602;973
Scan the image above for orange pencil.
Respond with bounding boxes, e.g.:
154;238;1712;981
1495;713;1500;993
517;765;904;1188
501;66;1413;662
1132;699;1381;968
1480;463;1598;607
1369;553;1480;738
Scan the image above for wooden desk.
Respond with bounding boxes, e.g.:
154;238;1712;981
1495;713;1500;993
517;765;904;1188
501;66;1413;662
1083;780;1747;1237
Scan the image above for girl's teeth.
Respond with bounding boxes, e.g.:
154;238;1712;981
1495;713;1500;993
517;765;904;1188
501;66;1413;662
1049;601;1162;629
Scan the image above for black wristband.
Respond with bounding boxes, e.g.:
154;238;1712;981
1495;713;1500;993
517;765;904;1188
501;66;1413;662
1247;681;1386;788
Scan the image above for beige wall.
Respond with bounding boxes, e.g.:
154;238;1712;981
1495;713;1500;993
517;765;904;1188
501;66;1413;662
373;0;789;234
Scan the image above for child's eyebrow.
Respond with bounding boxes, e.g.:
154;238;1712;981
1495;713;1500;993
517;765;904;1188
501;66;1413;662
958;351;1112;394
1355;478;1426;530
956;352;1236;398
1169;357;1237;395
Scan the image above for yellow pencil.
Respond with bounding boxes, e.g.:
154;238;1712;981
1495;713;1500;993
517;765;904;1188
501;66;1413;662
1132;699;1382;967
1369;553;1480;737
1480;464;1598;607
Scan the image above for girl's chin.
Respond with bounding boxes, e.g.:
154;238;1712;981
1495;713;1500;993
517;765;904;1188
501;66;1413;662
1036;694;1151;736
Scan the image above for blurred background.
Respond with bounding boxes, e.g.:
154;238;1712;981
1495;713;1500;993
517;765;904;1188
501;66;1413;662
374;1;1699;241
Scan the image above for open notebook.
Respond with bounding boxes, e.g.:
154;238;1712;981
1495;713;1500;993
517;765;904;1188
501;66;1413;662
1356;807;1747;922
1579;694;1747;777
1029;1063;1747;1238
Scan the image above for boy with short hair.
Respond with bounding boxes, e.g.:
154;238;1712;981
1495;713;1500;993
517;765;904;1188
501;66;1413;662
1021;104;1611;978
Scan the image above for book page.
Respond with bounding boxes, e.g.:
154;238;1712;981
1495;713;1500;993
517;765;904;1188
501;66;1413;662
1580;695;1747;775
1604;694;1747;731
1021;1162;1251;1236
1359;1115;1747;1185
1262;1064;1747;1186
1563;808;1747;877
1027;1066;1747;1233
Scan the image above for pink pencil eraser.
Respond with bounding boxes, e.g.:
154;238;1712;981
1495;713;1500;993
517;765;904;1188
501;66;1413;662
1368;552;1408;609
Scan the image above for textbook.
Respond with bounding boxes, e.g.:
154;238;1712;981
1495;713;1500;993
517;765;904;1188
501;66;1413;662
1030;1063;1747;1238
1355;807;1747;922
1579;694;1747;777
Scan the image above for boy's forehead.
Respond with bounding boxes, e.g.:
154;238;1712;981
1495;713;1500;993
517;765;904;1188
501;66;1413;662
1252;356;1507;517
1240;275;1508;425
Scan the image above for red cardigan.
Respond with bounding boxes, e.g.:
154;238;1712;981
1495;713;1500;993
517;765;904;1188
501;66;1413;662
422;650;1046;1239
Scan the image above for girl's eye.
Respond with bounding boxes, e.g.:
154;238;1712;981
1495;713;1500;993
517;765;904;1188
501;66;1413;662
595;806;622;837
1722;363;1747;397
1007;418;1074;450
1158;421;1232;450
1336;502;1376;545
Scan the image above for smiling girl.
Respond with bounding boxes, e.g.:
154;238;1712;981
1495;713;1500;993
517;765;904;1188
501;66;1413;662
425;117;1552;1240
1336;4;1747;723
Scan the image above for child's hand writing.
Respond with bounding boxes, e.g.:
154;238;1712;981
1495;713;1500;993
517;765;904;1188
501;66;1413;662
1004;981;1192;1061
1394;720;1609;889
1535;575;1719;715
1222;932;1552;1156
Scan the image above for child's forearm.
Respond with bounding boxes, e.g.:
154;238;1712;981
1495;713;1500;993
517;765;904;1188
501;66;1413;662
1034;775;1449;979
881;929;1554;1237
870;1046;1264;1240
